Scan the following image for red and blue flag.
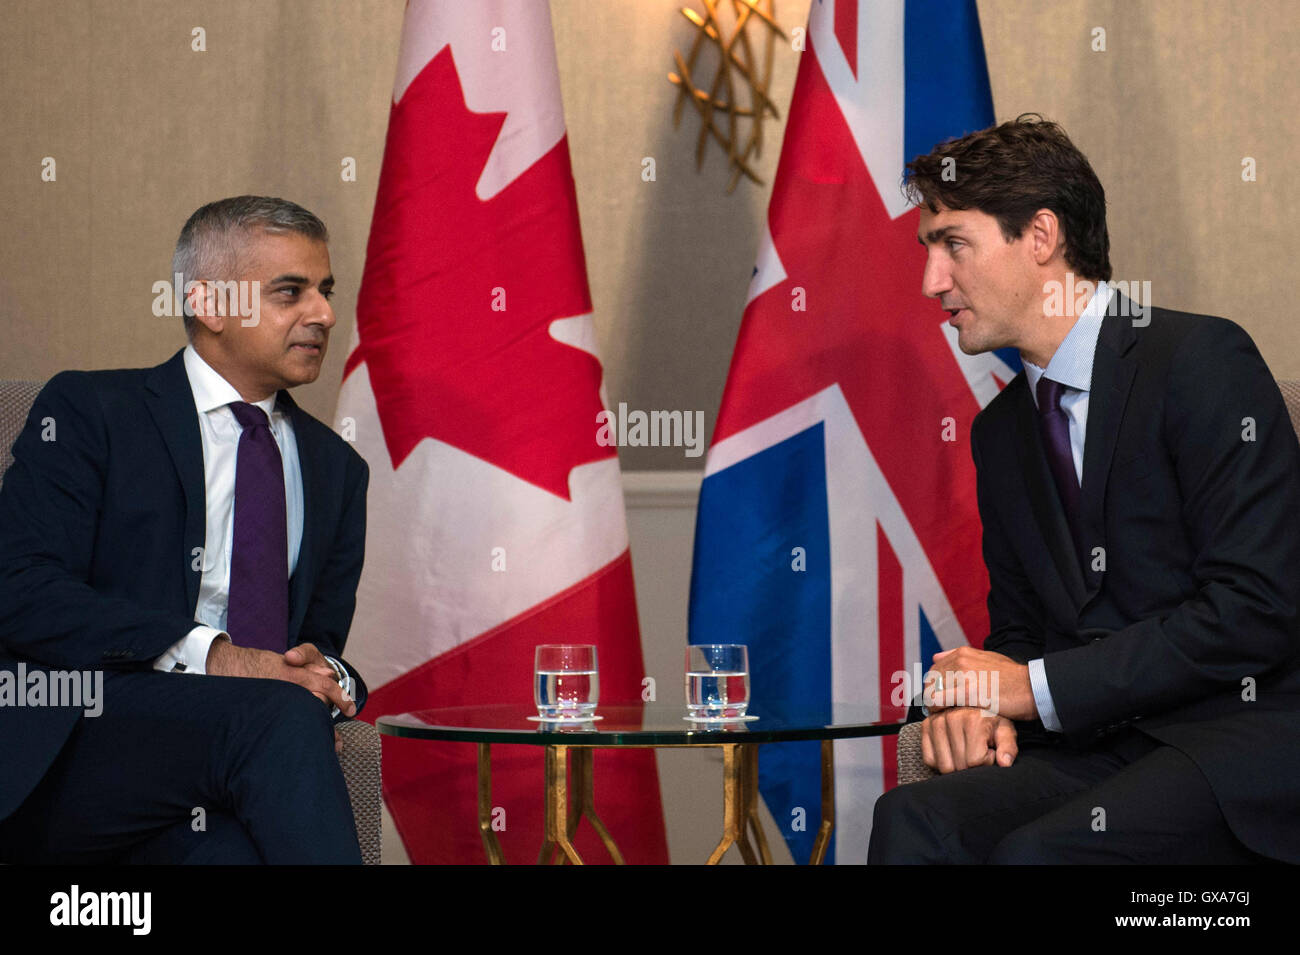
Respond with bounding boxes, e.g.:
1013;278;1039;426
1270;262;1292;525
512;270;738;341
689;0;1015;864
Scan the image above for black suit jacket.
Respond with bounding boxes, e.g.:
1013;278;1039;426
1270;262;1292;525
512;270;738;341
972;300;1300;862
0;348;370;822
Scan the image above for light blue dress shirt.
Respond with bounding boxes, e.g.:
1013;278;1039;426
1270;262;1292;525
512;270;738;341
1017;281;1113;733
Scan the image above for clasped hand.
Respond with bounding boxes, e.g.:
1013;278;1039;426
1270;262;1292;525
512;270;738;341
918;647;1036;774
206;639;354;753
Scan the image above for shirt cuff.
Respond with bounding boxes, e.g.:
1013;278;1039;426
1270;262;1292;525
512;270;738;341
323;655;353;719
1028;658;1062;732
153;626;227;675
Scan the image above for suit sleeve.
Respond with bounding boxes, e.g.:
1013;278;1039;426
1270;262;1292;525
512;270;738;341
973;413;1048;665
0;372;200;669
971;415;1052;740
296;450;369;715
1044;319;1300;736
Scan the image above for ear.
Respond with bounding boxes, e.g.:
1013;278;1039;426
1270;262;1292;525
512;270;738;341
1027;208;1063;267
185;280;227;335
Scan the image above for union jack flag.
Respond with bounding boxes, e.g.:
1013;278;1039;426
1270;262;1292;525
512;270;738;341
688;0;1015;864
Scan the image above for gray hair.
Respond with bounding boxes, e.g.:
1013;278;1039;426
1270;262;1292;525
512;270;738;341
173;196;329;338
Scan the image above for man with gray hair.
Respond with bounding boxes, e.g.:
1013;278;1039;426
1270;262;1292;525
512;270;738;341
0;196;369;863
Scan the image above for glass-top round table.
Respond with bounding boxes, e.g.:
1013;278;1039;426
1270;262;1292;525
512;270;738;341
377;702;905;865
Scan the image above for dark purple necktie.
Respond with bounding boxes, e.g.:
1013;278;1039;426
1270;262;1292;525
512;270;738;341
226;401;289;652
1036;376;1084;562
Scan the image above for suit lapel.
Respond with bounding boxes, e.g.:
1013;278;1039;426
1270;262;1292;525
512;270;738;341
1078;300;1139;600
1013;382;1088;609
280;390;316;637
144;350;206;615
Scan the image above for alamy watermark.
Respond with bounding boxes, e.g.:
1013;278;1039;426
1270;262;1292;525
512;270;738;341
151;273;261;327
889;662;1000;712
0;662;103;717
50;885;150;935
1043;274;1152;326
596;403;705;458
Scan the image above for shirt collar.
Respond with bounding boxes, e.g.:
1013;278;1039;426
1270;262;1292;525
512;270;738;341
183;344;279;419
1023;280;1113;406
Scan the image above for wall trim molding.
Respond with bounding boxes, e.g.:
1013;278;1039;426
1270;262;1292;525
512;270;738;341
621;470;703;508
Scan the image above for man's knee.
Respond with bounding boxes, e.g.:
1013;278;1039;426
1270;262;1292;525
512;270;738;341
217;680;338;785
872;784;923;832
237;679;334;742
869;782;953;864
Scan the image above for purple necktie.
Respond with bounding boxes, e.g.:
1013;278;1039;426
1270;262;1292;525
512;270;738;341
226;401;289;652
1036;376;1084;562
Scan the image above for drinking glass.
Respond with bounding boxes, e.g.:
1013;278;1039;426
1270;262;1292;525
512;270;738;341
684;644;750;719
534;644;599;719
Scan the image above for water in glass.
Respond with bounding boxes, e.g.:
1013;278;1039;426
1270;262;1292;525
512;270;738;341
685;644;750;718
534;669;599;718
534;644;599;719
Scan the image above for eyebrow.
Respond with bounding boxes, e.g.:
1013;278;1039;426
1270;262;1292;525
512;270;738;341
268;273;335;288
917;226;961;246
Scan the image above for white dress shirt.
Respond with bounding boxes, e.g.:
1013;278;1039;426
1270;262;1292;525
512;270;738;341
1018;281;1113;732
152;346;350;711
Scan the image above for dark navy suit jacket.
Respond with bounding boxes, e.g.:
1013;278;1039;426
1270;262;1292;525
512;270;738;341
0;348;369;822
973;302;1300;862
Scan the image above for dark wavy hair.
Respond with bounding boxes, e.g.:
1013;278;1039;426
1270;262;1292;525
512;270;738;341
903;114;1111;282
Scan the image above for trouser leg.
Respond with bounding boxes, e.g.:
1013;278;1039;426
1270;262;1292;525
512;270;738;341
121;810;263;864
0;670;360;864
869;738;1133;864
987;744;1266;864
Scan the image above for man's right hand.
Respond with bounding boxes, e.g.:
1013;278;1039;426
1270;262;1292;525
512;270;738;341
206;638;354;717
920;707;1018;774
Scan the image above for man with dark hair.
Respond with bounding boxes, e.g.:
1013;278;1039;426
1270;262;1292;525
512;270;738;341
869;116;1300;863
0;196;369;863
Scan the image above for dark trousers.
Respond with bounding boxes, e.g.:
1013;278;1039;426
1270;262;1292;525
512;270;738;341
868;729;1266;864
0;670;361;864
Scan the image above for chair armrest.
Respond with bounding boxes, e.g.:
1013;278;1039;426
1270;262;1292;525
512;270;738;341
896;720;936;786
337;720;382;865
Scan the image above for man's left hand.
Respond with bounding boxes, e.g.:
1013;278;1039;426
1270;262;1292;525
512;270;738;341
293;643;347;755
284;641;335;678
284;642;356;718
924;646;1037;721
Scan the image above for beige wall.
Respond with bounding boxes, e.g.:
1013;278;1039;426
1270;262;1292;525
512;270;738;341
978;0;1300;388
2;0;1296;464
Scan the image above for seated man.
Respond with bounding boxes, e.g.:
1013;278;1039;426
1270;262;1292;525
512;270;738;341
869;116;1300;864
0;196;369;864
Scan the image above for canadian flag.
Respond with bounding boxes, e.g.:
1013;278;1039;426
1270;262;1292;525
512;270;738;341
336;0;668;864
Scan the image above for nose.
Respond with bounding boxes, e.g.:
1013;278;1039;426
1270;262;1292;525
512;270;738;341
921;251;952;300
309;290;336;330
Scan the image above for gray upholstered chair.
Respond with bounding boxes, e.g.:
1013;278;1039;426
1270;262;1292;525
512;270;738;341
897;378;1300;787
0;379;383;863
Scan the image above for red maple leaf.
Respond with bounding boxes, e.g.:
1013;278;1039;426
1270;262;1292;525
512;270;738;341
345;46;612;500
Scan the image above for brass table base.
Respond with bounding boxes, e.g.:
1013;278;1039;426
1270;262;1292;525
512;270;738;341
477;743;506;865
705;743;772;864
538;745;626;865
475;738;837;865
